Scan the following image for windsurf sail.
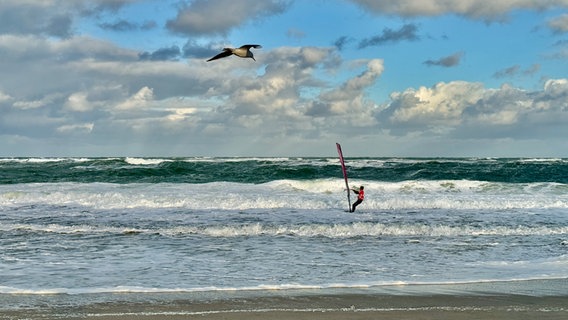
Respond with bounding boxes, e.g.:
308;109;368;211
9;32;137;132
336;142;351;211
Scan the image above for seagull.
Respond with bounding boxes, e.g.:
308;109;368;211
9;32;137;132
206;44;262;62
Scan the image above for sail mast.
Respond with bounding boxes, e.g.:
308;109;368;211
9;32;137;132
336;143;351;211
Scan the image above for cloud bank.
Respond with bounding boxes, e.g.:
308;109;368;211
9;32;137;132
0;0;568;156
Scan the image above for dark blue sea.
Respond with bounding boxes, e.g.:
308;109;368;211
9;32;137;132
1;157;567;311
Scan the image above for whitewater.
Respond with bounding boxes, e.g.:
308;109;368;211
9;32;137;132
0;157;567;310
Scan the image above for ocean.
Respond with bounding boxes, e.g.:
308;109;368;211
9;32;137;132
1;157;567;312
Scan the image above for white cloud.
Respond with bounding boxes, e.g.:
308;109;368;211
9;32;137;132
65;92;92;112
317;59;385;115
476;110;519;125
12;93;63;110
380;79;568;140
548;13;568;33
218;46;337;116
116;86;154;110
56;123;94;134
0;0;144;37
349;0;568;20
543;78;568;98
387;81;484;125
12;100;45;110
0;91;12;103
166;0;290;36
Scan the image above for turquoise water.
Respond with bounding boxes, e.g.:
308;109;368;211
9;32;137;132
2;157;568;184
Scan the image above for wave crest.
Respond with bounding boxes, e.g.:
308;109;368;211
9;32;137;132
4;222;567;239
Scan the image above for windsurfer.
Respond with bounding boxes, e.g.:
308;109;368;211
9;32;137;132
350;186;364;212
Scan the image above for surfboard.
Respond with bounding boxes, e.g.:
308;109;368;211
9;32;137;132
336;142;351;212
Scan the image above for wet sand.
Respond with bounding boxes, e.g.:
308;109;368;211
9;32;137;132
3;293;567;320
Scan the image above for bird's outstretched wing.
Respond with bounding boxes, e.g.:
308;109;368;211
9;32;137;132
206;49;233;62
240;44;262;49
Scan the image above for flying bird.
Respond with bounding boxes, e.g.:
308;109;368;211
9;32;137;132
206;44;262;62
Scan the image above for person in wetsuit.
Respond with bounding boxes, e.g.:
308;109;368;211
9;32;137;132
351;185;364;212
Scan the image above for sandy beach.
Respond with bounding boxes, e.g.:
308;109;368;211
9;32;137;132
2;293;567;320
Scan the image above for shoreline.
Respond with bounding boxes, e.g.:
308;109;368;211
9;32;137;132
2;293;567;320
2;279;567;320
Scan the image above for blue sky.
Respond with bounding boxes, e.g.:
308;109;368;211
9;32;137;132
1;0;568;157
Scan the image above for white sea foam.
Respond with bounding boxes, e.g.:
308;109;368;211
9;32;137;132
2;179;567;211
174;223;568;238
0;157;95;163
181;157;292;163
0;223;145;235
3;222;566;239
124;157;173;165
2;278;567;296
